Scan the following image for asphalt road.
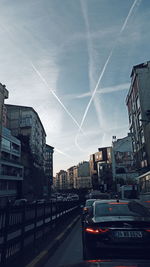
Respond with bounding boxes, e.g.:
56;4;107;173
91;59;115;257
44;219;83;267
43;218;150;267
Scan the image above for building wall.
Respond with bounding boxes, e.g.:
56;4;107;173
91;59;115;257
90;147;112;190
0;84;8;157
67;166;75;189
126;61;150;172
76;176;92;189
45;144;54;185
0;127;23;205
6;104;46;169
55;170;67;190
112;134;138;185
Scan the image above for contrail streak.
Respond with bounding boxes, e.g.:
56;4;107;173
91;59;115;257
55;148;73;159
78;0;141;133
120;0;142;33
31;62;84;133
75;0;141;151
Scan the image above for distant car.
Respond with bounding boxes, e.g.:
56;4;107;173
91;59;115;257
13;199;28;206
81;199;97;225
71;195;79;201
82;199;150;260
57;196;63;201
32;199;46;204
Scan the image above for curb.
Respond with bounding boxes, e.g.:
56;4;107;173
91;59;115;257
25;215;80;267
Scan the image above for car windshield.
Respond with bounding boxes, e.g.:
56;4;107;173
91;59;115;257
85;200;96;206
95;201;150;217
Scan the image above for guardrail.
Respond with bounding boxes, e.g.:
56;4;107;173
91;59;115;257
0;200;79;266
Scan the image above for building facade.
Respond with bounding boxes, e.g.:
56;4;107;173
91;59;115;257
112;134;138;188
45;144;54;197
0;127;23;205
90;147;112;191
6;104;46;169
5;104;47;200
45;144;54;185
0;84;8;157
73;161;91;189
126;61;150;173
56;170;68;190
67;166;75;189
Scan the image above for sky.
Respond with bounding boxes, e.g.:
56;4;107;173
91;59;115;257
0;0;150;175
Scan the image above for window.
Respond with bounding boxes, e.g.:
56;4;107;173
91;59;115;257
1;138;11;151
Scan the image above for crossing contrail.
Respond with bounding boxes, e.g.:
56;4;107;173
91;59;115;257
75;0;141;151
31;62;84;133
78;0;141;133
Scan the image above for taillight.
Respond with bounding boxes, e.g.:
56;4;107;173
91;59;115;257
85;227;109;234
145;229;150;232
83;207;88;212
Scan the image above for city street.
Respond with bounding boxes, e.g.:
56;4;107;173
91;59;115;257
43;218;150;267
44;219;83;267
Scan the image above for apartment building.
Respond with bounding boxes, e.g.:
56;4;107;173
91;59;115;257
6;104;46;169
73;161;91;189
112;134;138;186
126;61;150;173
0;84;8;156
90;147;112;191
45;144;54;185
67;166;75;189
56;170;68;190
0;127;23;205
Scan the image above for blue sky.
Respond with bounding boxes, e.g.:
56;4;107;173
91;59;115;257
1;0;150;175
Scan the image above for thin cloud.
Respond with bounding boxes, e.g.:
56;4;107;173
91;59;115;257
75;0;141;151
55;148;73;159
66;83;130;99
78;0;141;133
31;62;84;133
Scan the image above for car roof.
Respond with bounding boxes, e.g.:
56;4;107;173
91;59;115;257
93;199;130;205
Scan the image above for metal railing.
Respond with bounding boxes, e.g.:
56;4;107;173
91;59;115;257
0;200;79;266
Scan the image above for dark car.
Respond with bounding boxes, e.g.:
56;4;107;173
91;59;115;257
82;199;150;260
81;199;97;225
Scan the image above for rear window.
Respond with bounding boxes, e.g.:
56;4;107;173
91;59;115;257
86;200;96;206
95;201;150;217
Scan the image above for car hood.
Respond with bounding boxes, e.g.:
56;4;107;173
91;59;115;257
92;215;150;223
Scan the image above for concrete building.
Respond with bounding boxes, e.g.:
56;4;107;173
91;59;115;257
45;144;54;184
112;134;138;188
5;104;47;200
67;166;75;189
6;104;46;169
90;147;112;191
0;127;23;205
126;61;150;173
0;84;8;157
56;170;68;190
45;144;54;197
73;161;91;189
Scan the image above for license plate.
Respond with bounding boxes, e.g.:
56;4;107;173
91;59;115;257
114;231;143;238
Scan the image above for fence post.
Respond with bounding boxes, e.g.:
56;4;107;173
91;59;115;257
33;203;37;247
1;203;10;266
20;204;26;255
43;202;46;238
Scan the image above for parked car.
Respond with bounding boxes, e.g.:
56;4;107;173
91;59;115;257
32;199;46;204
13;199;28;206
82;199;150;260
